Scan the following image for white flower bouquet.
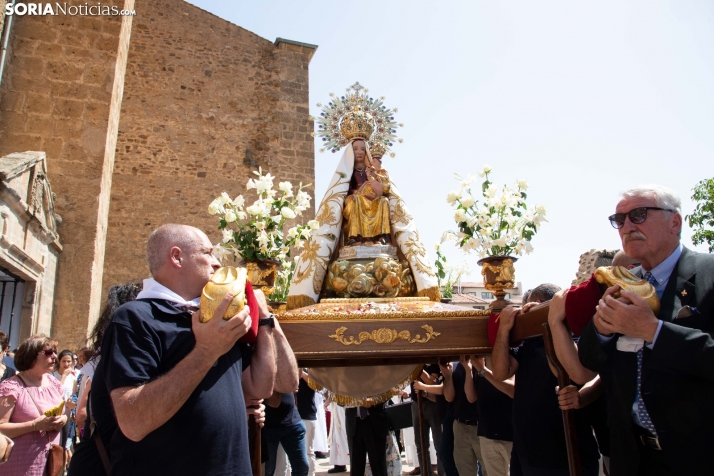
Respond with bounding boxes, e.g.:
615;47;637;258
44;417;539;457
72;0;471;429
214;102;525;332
444;165;547;257
209;168;318;263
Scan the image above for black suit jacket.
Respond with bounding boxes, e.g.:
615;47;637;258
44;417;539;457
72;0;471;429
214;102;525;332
579;247;714;475
345;403;389;439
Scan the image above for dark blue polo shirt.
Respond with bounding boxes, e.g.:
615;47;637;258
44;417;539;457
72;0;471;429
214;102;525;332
265;392;302;429
101;299;253;476
452;362;479;422
297;378;317;421
511;337;599;474
476;377;513;441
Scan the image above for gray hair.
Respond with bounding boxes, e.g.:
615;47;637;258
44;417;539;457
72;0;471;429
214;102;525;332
528;283;562;303
146;224;202;275
621;184;681;214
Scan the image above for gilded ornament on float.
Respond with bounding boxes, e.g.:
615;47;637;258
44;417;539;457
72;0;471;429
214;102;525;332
594;265;660;316
328;324;441;346
245;260;279;295
200;266;248;322
325;249;416;299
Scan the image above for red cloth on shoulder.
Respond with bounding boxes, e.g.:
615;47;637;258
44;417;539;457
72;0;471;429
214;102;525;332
487;312;500;347
564;274;602;336
238;281;260;344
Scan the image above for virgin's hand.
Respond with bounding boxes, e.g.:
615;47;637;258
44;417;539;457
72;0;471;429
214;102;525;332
556;385;582;410
193;293;251;362
367;180;383;196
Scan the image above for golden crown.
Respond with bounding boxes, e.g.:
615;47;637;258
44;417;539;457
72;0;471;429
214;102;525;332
369;141;387;158
314;82;404;155
340;106;374;142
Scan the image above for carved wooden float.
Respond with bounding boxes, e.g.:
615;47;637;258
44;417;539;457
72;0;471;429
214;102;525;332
278;298;493;367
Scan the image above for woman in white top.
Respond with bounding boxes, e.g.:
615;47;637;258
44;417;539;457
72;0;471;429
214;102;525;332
52;350;78;470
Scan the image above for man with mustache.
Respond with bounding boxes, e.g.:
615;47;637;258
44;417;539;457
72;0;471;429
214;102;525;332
579;185;714;476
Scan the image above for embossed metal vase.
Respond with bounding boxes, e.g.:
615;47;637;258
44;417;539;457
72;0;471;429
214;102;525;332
245;259;279;295
477;256;518;311
200;266;247;322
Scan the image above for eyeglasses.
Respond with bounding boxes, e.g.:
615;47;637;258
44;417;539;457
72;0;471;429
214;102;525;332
608;207;674;229
41;349;57;357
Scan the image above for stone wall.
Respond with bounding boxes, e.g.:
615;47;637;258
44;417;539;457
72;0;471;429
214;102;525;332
0;0;133;347
101;1;316;297
0;152;62;345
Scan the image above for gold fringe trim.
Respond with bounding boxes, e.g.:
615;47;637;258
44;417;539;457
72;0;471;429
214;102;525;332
418;286;441;302
287;294;316;311
307;365;423;407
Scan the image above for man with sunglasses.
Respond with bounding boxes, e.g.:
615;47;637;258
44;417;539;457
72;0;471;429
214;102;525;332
579;185;714;476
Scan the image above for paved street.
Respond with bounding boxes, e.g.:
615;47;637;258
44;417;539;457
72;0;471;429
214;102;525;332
314;450;419;476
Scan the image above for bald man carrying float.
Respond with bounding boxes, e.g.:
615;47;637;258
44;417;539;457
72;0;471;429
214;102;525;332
100;224;298;475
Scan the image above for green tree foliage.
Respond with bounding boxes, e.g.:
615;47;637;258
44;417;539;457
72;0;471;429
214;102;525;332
686;178;714;253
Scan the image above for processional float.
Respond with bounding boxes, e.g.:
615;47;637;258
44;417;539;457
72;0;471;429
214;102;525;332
242;83;660;476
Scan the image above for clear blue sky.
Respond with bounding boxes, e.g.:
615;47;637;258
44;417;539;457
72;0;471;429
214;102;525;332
188;0;714;290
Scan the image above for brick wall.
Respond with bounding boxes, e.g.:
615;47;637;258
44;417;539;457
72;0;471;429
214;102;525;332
101;1;316;299
0;0;316;346
0;0;132;347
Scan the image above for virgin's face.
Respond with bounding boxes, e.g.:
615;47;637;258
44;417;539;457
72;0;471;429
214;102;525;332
353;140;366;169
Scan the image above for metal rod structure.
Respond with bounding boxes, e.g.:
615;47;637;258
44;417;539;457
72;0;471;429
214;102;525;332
542;323;581;476
0;0;17;86
416;390;429;475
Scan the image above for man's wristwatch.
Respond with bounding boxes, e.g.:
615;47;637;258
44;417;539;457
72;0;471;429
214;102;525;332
258;314;276;328
477;368;487;378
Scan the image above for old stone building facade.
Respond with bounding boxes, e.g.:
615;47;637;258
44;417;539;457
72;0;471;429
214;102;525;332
0;0;317;347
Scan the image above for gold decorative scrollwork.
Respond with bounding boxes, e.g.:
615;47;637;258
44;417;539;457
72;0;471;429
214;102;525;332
328;324;441;346
402;231;436;277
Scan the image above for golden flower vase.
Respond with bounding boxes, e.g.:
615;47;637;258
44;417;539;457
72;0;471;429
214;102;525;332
245;259;279;295
477;256;518;311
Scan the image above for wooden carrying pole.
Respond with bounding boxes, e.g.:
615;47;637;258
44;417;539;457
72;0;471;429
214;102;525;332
542;322;581;476
249;416;261;476
416;391;430;474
